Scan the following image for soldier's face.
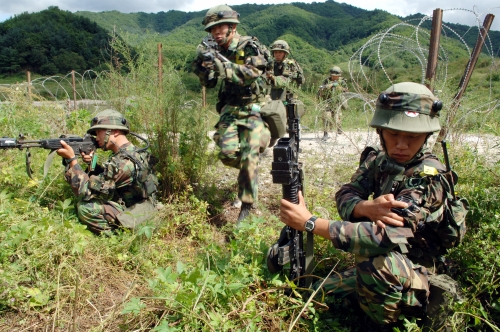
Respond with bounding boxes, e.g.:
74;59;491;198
382;129;428;163
210;23;234;47
273;51;286;62
94;129;106;148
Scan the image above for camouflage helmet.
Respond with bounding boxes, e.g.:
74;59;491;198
370;82;442;133
87;109;130;135
270;40;290;54
202;5;240;32
330;66;342;75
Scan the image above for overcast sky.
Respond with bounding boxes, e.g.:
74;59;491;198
0;0;499;31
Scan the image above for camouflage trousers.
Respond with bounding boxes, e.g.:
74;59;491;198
323;98;347;133
323;108;342;132
77;199;124;234
213;104;270;204
315;251;430;325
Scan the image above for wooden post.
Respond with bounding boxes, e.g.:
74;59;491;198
71;70;77;110
26;71;31;101
158;43;163;92
425;8;443;91
440;14;495;140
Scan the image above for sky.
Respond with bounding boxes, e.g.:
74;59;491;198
0;0;499;31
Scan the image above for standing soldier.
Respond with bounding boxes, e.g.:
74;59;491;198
318;66;348;140
266;39;305;147
192;5;271;224
56;109;159;234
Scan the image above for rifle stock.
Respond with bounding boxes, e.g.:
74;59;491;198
270;95;313;288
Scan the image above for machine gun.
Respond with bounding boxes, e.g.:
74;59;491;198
268;94;313;289
0;134;97;178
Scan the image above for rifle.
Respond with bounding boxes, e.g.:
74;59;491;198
269;93;313;289
0;134;97;179
441;140;456;200
201;36;230;63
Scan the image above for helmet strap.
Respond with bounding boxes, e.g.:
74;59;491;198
377;129;433;166
102;129;112;151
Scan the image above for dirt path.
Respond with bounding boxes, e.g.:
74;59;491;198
210;129;500;222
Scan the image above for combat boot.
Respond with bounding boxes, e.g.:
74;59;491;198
421;274;464;332
237;203;252;226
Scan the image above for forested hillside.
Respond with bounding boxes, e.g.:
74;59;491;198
0;6;110;75
1;2;498;77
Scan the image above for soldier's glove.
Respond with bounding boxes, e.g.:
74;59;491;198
214;58;226;80
201;50;215;63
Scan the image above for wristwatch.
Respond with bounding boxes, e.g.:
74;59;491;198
65;156;78;164
304;215;318;233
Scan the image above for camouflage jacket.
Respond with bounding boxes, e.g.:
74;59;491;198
269;58;304;101
333;147;466;258
192;33;271;106
65;143;155;207
318;76;348;100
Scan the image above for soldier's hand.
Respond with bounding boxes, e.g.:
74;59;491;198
81;150;94;164
56;140;76;159
266;71;273;79
352;194;407;228
280;191;312;231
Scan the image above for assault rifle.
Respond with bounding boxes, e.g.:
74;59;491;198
268;94;313;289
201;36;231;63
0;134;97;178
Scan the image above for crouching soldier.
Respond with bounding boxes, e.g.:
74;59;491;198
56;109;159;234
275;82;468;329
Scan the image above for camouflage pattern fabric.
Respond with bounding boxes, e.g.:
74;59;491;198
318;76;348;132
193;33;271;204
213;105;270;203
269;58;304;101
65;143;153;234
319;147;463;324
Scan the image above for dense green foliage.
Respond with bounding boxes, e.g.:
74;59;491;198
2;1;499;78
0;6;111;75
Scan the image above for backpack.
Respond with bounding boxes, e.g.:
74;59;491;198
436;170;469;248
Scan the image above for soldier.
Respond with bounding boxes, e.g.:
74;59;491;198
56;109;158;234
266;39;304;100
318;66;348;140
277;82;468;327
192;4;271;224
266;39;305;147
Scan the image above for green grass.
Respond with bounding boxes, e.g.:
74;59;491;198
0;31;499;331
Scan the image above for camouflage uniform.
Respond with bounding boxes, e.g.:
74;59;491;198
315;83;468;325
318;66;348;136
193;6;270;209
64;110;157;234
268;40;304;101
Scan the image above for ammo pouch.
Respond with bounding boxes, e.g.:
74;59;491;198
260;99;287;139
116;199;157;229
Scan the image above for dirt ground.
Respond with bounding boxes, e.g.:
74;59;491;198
211;128;500;222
